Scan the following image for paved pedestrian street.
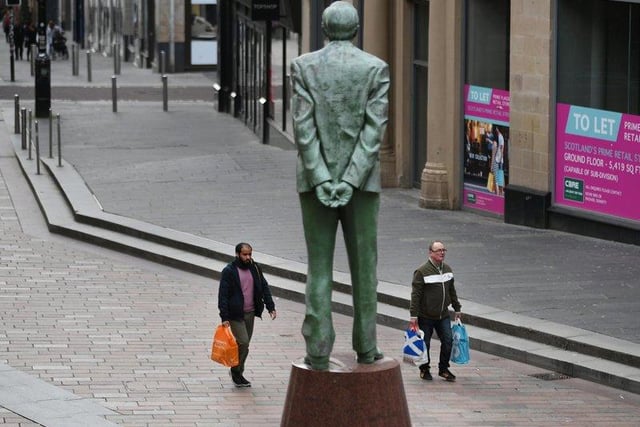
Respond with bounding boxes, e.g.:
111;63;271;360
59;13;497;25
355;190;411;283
2;36;640;426
1;168;639;426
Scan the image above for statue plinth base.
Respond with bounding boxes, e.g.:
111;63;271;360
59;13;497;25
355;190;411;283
280;354;411;427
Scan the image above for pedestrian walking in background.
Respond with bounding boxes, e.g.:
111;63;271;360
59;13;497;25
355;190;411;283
24;21;35;61
45;20;61;56
3;9;10;43
409;240;462;382
218;242;277;388
13;20;23;59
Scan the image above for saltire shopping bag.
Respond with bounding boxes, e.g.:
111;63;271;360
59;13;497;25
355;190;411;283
451;319;470;364
402;327;429;365
210;324;239;367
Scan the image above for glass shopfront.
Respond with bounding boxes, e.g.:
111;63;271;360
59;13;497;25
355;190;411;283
412;0;428;188
555;0;640;224
188;0;217;66
462;0;510;215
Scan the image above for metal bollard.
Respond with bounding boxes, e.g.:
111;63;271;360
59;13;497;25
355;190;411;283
14;94;20;134
28;110;33;160
30;44;36;77
57;114;62;167
71;44;77;76
35;121;41;175
86;51;92;82
49;109;53;158
160;50;166;75
162;75;168;111
112;76;118;113
259;97;269;144
213;83;221;111
75;45;80;76
230;92;237;117
21;108;26;149
116;43;121;75
112;44;118;75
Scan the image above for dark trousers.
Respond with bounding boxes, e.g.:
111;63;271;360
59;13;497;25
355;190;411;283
229;311;255;376
418;316;453;371
299;190;380;362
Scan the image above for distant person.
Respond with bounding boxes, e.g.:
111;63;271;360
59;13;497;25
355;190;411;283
3;9;10;43
218;242;277;387
13;20;23;59
409;240;462;382
24;22;35;61
46;20;60;56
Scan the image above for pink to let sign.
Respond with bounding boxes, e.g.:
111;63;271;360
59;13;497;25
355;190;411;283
555;103;640;222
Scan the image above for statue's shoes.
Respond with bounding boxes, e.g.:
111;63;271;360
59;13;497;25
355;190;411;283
304;355;330;371
356;348;384;364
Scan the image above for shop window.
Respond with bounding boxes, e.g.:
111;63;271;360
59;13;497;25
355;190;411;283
462;0;510;215
412;0;428;188
465;0;509;90
554;0;640;224
558;0;640;115
189;0;217;66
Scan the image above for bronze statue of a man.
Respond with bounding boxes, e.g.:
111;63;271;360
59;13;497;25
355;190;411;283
291;1;390;370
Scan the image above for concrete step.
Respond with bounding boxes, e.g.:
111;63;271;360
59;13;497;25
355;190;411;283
9;133;640;394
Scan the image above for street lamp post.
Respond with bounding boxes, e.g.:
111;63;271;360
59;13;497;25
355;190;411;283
34;0;51;118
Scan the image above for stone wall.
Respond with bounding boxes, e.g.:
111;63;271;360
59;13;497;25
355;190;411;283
508;0;553;192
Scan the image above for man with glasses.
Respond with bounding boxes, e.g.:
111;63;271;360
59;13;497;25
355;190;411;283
409;241;462;381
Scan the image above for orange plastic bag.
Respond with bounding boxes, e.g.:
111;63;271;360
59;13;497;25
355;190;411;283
210;324;239;367
486;172;495;193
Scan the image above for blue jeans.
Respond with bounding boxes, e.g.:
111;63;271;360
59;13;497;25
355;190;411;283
418;316;452;371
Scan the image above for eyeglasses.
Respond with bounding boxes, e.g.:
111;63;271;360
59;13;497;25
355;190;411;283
431;249;447;253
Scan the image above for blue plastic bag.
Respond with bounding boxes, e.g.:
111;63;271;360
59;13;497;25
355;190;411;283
402;327;429;365
451;319;470;364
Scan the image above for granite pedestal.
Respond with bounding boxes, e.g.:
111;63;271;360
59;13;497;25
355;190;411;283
281;354;411;427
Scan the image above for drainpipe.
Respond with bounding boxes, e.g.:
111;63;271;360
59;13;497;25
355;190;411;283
169;0;175;72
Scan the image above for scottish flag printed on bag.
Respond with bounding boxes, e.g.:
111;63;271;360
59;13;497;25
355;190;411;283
402;327;429;365
451;319;470;364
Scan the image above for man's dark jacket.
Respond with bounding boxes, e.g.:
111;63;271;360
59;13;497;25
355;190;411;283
218;259;275;322
410;260;461;320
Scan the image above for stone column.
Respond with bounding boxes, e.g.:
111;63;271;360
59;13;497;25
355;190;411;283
363;0;396;188
420;0;463;209
388;0;413;188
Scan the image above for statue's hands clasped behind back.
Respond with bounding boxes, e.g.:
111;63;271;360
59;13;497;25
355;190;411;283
315;181;354;208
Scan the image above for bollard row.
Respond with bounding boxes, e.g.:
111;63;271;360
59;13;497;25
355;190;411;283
62;51;175;113
18;107;63;173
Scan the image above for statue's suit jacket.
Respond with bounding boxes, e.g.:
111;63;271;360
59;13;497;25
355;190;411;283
291;41;390;193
